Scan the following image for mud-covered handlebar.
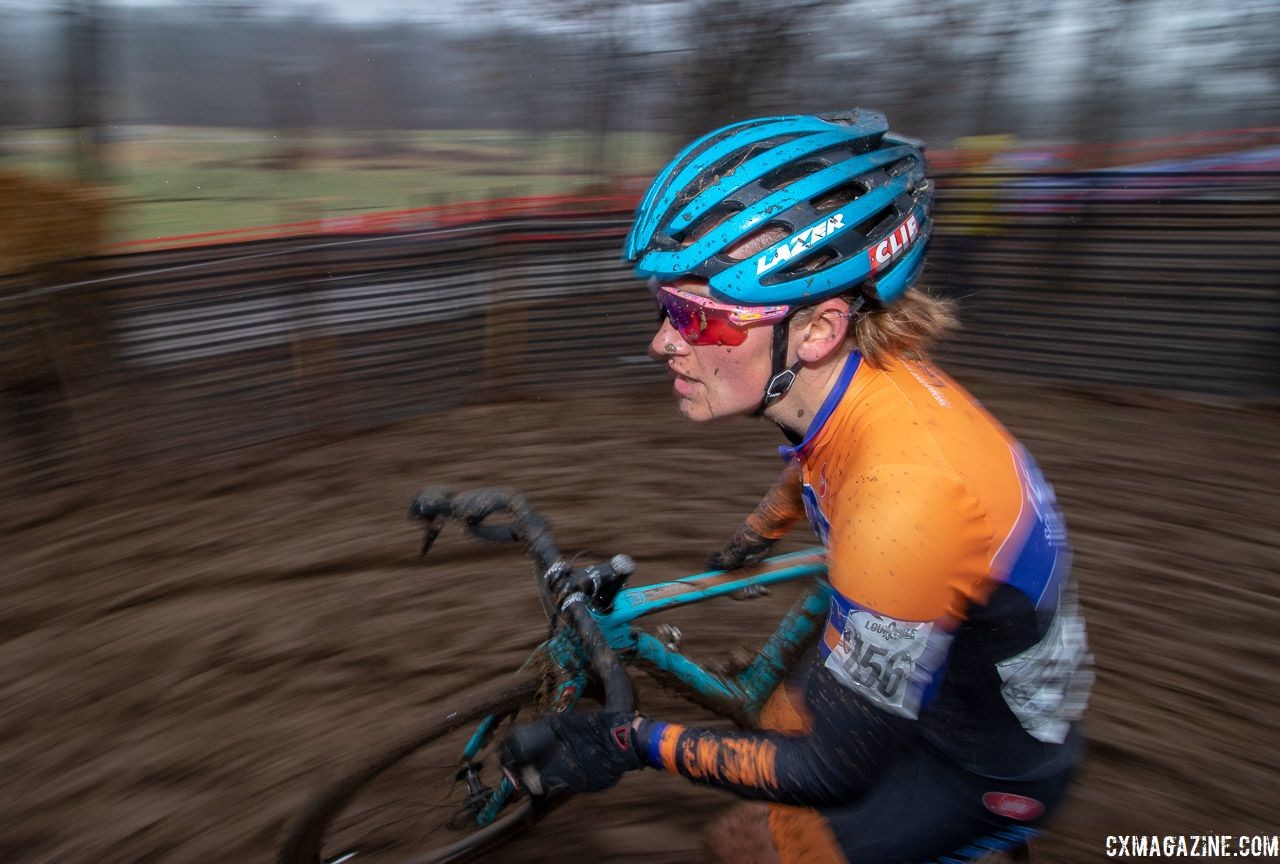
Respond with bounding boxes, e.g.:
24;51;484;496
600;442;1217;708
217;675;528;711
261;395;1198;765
409;487;634;714
409;487;559;570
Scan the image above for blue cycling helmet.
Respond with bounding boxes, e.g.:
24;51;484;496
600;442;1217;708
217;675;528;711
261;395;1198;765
624;109;932;307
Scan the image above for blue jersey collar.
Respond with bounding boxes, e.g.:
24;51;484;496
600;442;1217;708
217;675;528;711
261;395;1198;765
779;350;862;461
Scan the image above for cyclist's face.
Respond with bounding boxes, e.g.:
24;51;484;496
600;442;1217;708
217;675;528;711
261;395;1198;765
648;282;778;422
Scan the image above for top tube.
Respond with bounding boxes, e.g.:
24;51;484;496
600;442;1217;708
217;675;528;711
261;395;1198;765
608;548;827;622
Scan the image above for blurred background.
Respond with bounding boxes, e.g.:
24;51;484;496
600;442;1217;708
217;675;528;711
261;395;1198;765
2;0;1279;237
1;1;1277;863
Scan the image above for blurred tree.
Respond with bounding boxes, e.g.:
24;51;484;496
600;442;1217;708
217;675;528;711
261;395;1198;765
460;26;564;137
964;0;1053;136
3;0;1274;157
62;0;105;181
261;60;316;169
670;0;838;140
0;28;22;156
811;1;968;140
1067;0;1153;148
1176;0;1280;130
472;0;672;182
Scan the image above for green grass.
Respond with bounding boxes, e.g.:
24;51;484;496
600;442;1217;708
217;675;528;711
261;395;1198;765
0;128;673;244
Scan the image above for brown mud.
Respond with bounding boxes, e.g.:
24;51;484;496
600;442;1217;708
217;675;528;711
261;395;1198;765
4;377;1278;863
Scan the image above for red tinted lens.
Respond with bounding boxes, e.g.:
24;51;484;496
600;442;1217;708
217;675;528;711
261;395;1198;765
658;292;748;347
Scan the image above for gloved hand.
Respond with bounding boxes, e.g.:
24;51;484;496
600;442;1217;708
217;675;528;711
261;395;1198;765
501;710;646;795
708;462;802;573
706;524;776;572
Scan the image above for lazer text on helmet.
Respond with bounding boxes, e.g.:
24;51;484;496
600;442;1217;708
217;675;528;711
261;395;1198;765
755;214;847;275
869;214;920;273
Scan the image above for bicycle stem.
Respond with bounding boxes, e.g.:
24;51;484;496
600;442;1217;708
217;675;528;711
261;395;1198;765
412;486;636;715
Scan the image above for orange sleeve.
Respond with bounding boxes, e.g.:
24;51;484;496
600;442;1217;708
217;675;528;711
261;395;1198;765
744;461;806;540
824;463;994;622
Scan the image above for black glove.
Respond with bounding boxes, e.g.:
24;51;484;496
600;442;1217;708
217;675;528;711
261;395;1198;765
706;524;776;571
501;710;646;795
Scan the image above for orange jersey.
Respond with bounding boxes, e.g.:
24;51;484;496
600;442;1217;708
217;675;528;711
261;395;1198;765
781;352;1085;733
792;352;1048;618
640;351;1091;864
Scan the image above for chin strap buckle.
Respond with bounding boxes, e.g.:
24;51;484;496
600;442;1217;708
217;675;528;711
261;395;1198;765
754;310;802;417
763;368;797;405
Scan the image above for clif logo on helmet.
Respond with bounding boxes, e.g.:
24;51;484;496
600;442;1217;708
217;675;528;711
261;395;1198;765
869;213;920;273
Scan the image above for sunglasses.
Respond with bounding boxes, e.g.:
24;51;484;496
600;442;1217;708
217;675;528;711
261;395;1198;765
651;283;790;347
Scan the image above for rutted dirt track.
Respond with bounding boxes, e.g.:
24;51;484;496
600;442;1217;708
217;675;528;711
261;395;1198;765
3;378;1278;863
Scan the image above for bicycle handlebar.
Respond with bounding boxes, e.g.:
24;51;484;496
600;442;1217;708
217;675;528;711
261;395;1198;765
410;486;635;715
410;486;559;571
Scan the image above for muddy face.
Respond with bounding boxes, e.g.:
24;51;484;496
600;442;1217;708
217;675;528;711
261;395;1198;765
648;311;776;423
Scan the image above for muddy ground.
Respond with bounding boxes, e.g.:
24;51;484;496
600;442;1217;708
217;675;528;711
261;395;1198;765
3;377;1279;863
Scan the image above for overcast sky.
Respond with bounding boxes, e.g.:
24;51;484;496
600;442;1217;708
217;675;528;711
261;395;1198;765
12;0;528;24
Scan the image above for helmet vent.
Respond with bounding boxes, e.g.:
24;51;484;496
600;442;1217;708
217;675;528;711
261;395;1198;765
812;182;867;213
678;203;743;246
781;247;839;276
725;223;791;261
726;143;771;171
702;135;805;189
886;156;917;178
759;158;828;191
856;204;898;239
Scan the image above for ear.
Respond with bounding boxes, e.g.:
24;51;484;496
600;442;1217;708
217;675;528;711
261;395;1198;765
794;299;851;364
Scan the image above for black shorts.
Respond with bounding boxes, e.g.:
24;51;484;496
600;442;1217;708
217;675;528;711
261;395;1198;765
815;741;1075;864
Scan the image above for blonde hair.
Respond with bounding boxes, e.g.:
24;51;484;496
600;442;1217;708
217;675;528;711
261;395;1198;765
848;289;957;367
792;288;957;369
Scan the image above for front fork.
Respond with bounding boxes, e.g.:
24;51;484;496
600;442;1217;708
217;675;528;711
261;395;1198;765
461;638;588;828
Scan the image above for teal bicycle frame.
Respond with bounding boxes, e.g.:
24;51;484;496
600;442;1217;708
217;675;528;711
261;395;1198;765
597;547;830;723
466;547;831;826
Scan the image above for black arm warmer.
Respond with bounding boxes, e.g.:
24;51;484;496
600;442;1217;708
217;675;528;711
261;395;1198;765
639;660;914;806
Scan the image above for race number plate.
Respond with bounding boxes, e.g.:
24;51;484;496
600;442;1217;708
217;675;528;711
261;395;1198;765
825;607;936;718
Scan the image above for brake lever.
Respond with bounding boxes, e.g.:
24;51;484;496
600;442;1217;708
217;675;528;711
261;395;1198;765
419;520;445;558
409;487;455;559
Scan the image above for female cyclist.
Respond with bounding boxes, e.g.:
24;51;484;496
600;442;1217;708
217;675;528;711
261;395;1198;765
504;109;1093;864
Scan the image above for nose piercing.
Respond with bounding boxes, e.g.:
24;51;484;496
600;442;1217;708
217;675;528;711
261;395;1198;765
663;342;678;354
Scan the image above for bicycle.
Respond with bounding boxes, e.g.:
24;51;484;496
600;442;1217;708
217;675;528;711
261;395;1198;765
276;487;1039;864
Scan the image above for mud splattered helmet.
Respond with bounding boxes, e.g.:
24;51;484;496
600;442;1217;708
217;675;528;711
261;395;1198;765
624;109;932;308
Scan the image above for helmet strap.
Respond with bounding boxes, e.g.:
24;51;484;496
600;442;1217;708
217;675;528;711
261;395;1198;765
754;315;803;417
